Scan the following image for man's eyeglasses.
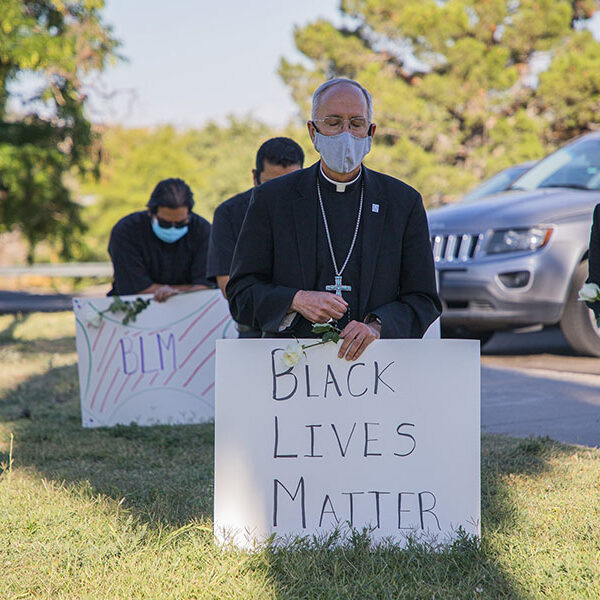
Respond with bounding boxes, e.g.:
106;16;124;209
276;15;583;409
153;216;189;229
312;117;370;135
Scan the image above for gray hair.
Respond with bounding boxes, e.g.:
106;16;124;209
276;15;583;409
311;78;373;122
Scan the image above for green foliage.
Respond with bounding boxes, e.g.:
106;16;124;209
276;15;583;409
537;30;600;138
0;0;119;262
311;322;342;343
0;143;82;263
105;296;151;325
281;0;600;202
80;120;317;259
5;0;600;261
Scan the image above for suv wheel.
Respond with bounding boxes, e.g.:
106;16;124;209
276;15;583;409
560;260;600;357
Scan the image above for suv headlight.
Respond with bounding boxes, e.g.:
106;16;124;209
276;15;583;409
485;227;553;255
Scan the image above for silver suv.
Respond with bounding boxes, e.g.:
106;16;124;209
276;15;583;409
427;133;600;356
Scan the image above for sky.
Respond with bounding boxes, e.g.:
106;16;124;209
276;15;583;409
12;2;600;130
87;0;341;128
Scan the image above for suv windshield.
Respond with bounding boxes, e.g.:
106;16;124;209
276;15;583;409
511;138;600;192
460;163;532;203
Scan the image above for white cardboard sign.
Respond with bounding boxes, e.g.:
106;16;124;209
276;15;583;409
73;289;235;427
214;339;480;548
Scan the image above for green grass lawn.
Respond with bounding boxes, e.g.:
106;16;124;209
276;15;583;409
1;312;599;599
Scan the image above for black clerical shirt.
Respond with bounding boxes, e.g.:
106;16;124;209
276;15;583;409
316;168;363;330
108;210;212;296
207;188;262;338
206;188;253;282
227;161;441;339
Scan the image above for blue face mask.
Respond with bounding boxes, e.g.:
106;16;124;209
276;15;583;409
151;217;189;243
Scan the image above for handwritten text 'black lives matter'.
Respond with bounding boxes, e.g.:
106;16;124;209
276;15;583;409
268;349;441;533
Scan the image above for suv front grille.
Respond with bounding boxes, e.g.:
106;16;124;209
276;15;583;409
431;233;484;263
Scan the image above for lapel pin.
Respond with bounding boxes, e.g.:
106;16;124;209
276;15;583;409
371;203;379;213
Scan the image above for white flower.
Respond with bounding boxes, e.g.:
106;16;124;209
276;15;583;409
578;282;600;302
84;305;103;328
281;342;305;368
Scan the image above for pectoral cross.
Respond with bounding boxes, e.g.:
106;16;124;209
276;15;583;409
326;275;351;297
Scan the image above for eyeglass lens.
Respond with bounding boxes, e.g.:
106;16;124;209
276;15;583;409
156;217;188;229
317;117;369;133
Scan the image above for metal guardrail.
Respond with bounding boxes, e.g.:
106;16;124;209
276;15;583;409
0;262;112;277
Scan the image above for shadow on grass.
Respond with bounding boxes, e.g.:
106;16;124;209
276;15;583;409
0;364;215;527
0;360;585;599
0;336;76;355
0;313;27;342
0;314;75;354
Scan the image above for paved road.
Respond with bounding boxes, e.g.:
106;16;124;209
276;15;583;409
0;289;74;313
481;328;600;447
0;286;110;314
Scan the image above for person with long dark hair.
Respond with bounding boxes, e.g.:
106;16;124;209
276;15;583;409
108;178;212;301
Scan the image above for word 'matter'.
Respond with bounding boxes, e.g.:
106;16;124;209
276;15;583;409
273;476;441;532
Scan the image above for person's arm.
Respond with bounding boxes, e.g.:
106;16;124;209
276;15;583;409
337;319;381;361
139;283;210;302
148;218;213;302
109;218;211;302
216;275;229;297
365;193;441;339
206;203;238;298
586;204;600;317
108;222;154;296
226;190;299;332
226;189;351;334
288;290;347;323
589;205;600;284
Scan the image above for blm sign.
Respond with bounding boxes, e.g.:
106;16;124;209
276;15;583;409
73;289;235;427
214;339;480;548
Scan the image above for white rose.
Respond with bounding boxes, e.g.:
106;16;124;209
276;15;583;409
281;342;305;368
578;282;600;302
84;305;103;328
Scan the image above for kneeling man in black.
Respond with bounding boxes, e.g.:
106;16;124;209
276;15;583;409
227;78;441;360
108;178;212;301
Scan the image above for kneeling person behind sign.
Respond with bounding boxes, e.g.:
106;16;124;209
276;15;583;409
227;78;441;360
108;178;212;302
207;137;304;337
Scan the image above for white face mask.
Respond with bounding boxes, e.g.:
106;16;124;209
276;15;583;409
313;130;372;174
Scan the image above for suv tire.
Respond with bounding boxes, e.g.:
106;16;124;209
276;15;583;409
560;260;600;357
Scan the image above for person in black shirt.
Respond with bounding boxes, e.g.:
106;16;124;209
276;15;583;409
207;137;305;296
108;178;212;301
206;137;304;336
227;79;441;360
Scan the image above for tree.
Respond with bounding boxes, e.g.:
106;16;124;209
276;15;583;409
80;119;316;259
0;0;119;262
280;0;600;203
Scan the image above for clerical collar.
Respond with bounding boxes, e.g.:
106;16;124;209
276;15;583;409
319;164;362;193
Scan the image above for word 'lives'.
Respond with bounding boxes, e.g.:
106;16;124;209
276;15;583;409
274;417;417;459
